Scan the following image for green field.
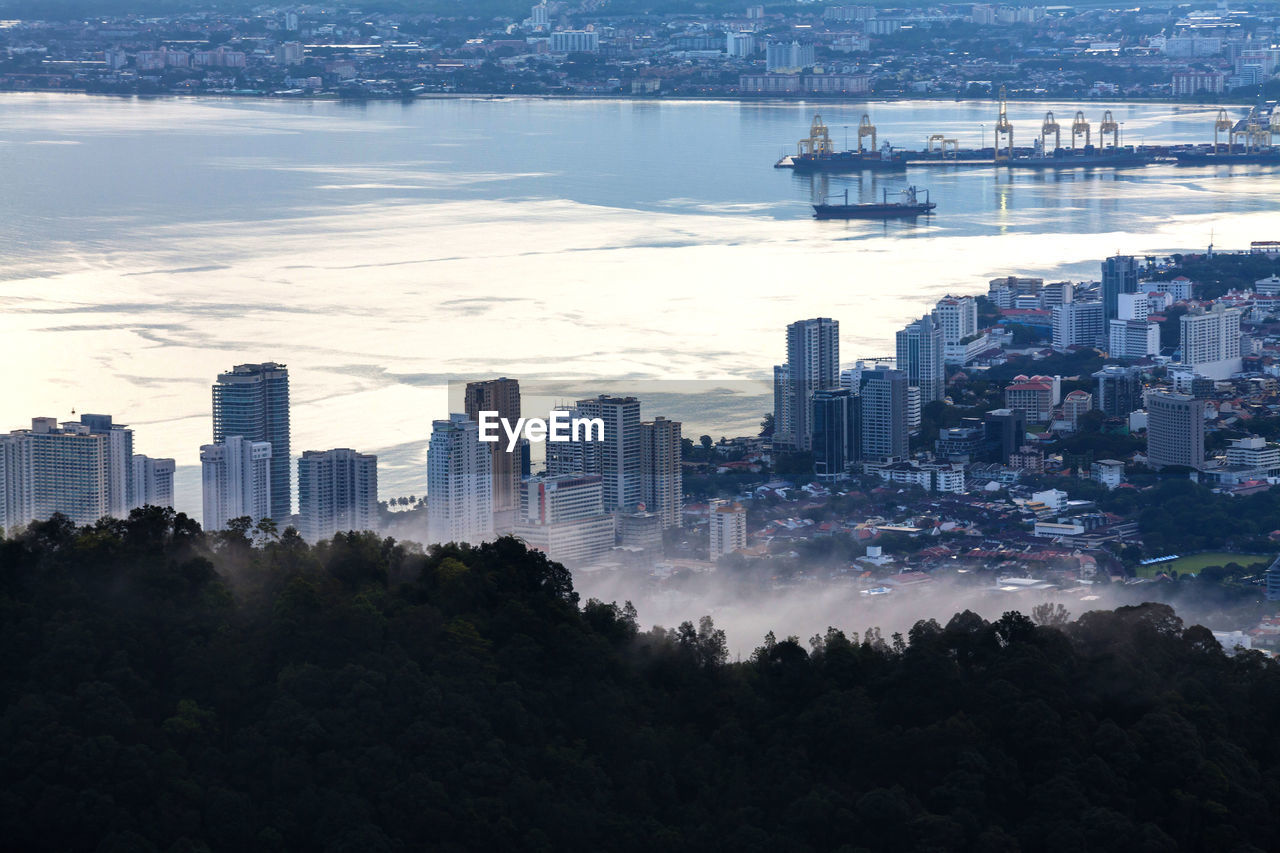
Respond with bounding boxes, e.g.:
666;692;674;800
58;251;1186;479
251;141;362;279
1136;552;1271;578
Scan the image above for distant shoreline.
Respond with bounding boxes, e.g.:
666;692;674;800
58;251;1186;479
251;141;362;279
0;87;1259;109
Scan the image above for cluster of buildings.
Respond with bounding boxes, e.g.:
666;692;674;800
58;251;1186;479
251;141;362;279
426;381;688;568
2;2;1278;99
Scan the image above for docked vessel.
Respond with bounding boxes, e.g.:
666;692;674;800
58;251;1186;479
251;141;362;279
812;186;936;220
776;114;908;172
1173;105;1279;165
1001;146;1157;169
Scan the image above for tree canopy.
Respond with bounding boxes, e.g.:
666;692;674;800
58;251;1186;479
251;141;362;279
3;507;1280;851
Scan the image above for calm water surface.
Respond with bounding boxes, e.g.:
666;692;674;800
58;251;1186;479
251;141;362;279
1;93;1276;517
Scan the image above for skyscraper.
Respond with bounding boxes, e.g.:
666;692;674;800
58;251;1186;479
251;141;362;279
212;362;290;520
812;388;858;480
132;455;176;510
1102;255;1138;323
640;416;682;528
896;314;944;404
1180;304;1243;379
200;435;272;531
983;408;1027;463
859;368;907;462
1093;365;1144;418
1052;301;1106;351
573;395;641;512
464;377;522;529
1146;392;1205;469
297;448;378;543
427;414;493;546
775;318;840;452
2;418;110;527
77;414;134;518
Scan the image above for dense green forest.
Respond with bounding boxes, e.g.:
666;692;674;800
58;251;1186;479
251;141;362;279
4;508;1280;852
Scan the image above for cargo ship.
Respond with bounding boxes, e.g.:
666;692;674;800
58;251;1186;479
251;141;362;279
1174;148;1280;166
775;114;909;172
1174;104;1280;165
813;186;936;220
1001;145;1156;169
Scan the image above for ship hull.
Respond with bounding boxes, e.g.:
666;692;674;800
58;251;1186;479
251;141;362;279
999;153;1156;169
1174;150;1280;166
813;202;936;220
782;154;908;172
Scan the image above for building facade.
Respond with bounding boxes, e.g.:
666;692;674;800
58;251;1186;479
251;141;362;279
213;362;291;520
896;313;945;404
1146;392;1205;469
640;416;682;528
427;414;493;546
297;448;378;543
200;435;272;531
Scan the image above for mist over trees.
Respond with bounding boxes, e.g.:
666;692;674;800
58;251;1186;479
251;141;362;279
4;508;1280;851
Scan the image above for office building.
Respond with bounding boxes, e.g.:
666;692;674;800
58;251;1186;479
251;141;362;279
1041;281;1074;308
775;318;840;452
1146;392;1205;469
200;436;272;531
428;414;493;546
709;500;748;560
1102;255;1139;322
933;295;978;345
464;378;523;529
514;474;615;566
1180;304;1242;379
1116;292;1150;322
132;455;176;510
896;313;944;404
1052;301;1105;351
1108;319;1160;360
935;423;986;462
859;367;907;461
812;388;858;480
1094;365;1144;418
617;510;663;553
213;362;291;520
640;416;682;528
984;408;1027;463
297;448;378;543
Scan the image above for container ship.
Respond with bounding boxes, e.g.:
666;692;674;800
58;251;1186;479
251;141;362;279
813;186;936;220
775;114;909;172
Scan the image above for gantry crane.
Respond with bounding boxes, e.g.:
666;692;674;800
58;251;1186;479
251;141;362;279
797;114;834;157
1099;110;1119;149
994;86;1014;162
927;133;959;158
1233;116;1269;153
1214;108;1233;154
1071;110;1091;149
1040;111;1061;153
857;114;876;153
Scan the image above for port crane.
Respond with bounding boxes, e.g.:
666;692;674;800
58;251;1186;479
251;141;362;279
797;114;834;157
1099;110;1119;149
1214;108;1234;153
1040;111;1061;153
994;86;1014;162
927;133;959;158
857;114;877;153
1070;111;1091;149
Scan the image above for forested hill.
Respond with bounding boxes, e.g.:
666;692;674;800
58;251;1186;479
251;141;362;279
4;509;1280;852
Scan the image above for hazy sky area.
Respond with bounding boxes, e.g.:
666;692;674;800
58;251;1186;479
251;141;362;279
1;94;1276;519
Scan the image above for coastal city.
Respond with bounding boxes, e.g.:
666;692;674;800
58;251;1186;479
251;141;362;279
5;240;1280;647
1;1;1279;99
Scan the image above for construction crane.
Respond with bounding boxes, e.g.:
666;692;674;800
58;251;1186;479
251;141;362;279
1040;111;1061;153
1099;110;1119;149
857;114;876;153
797;114;834;157
1214;108;1233;154
927;133;959;158
994;86;1014;162
1070;110;1091;149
